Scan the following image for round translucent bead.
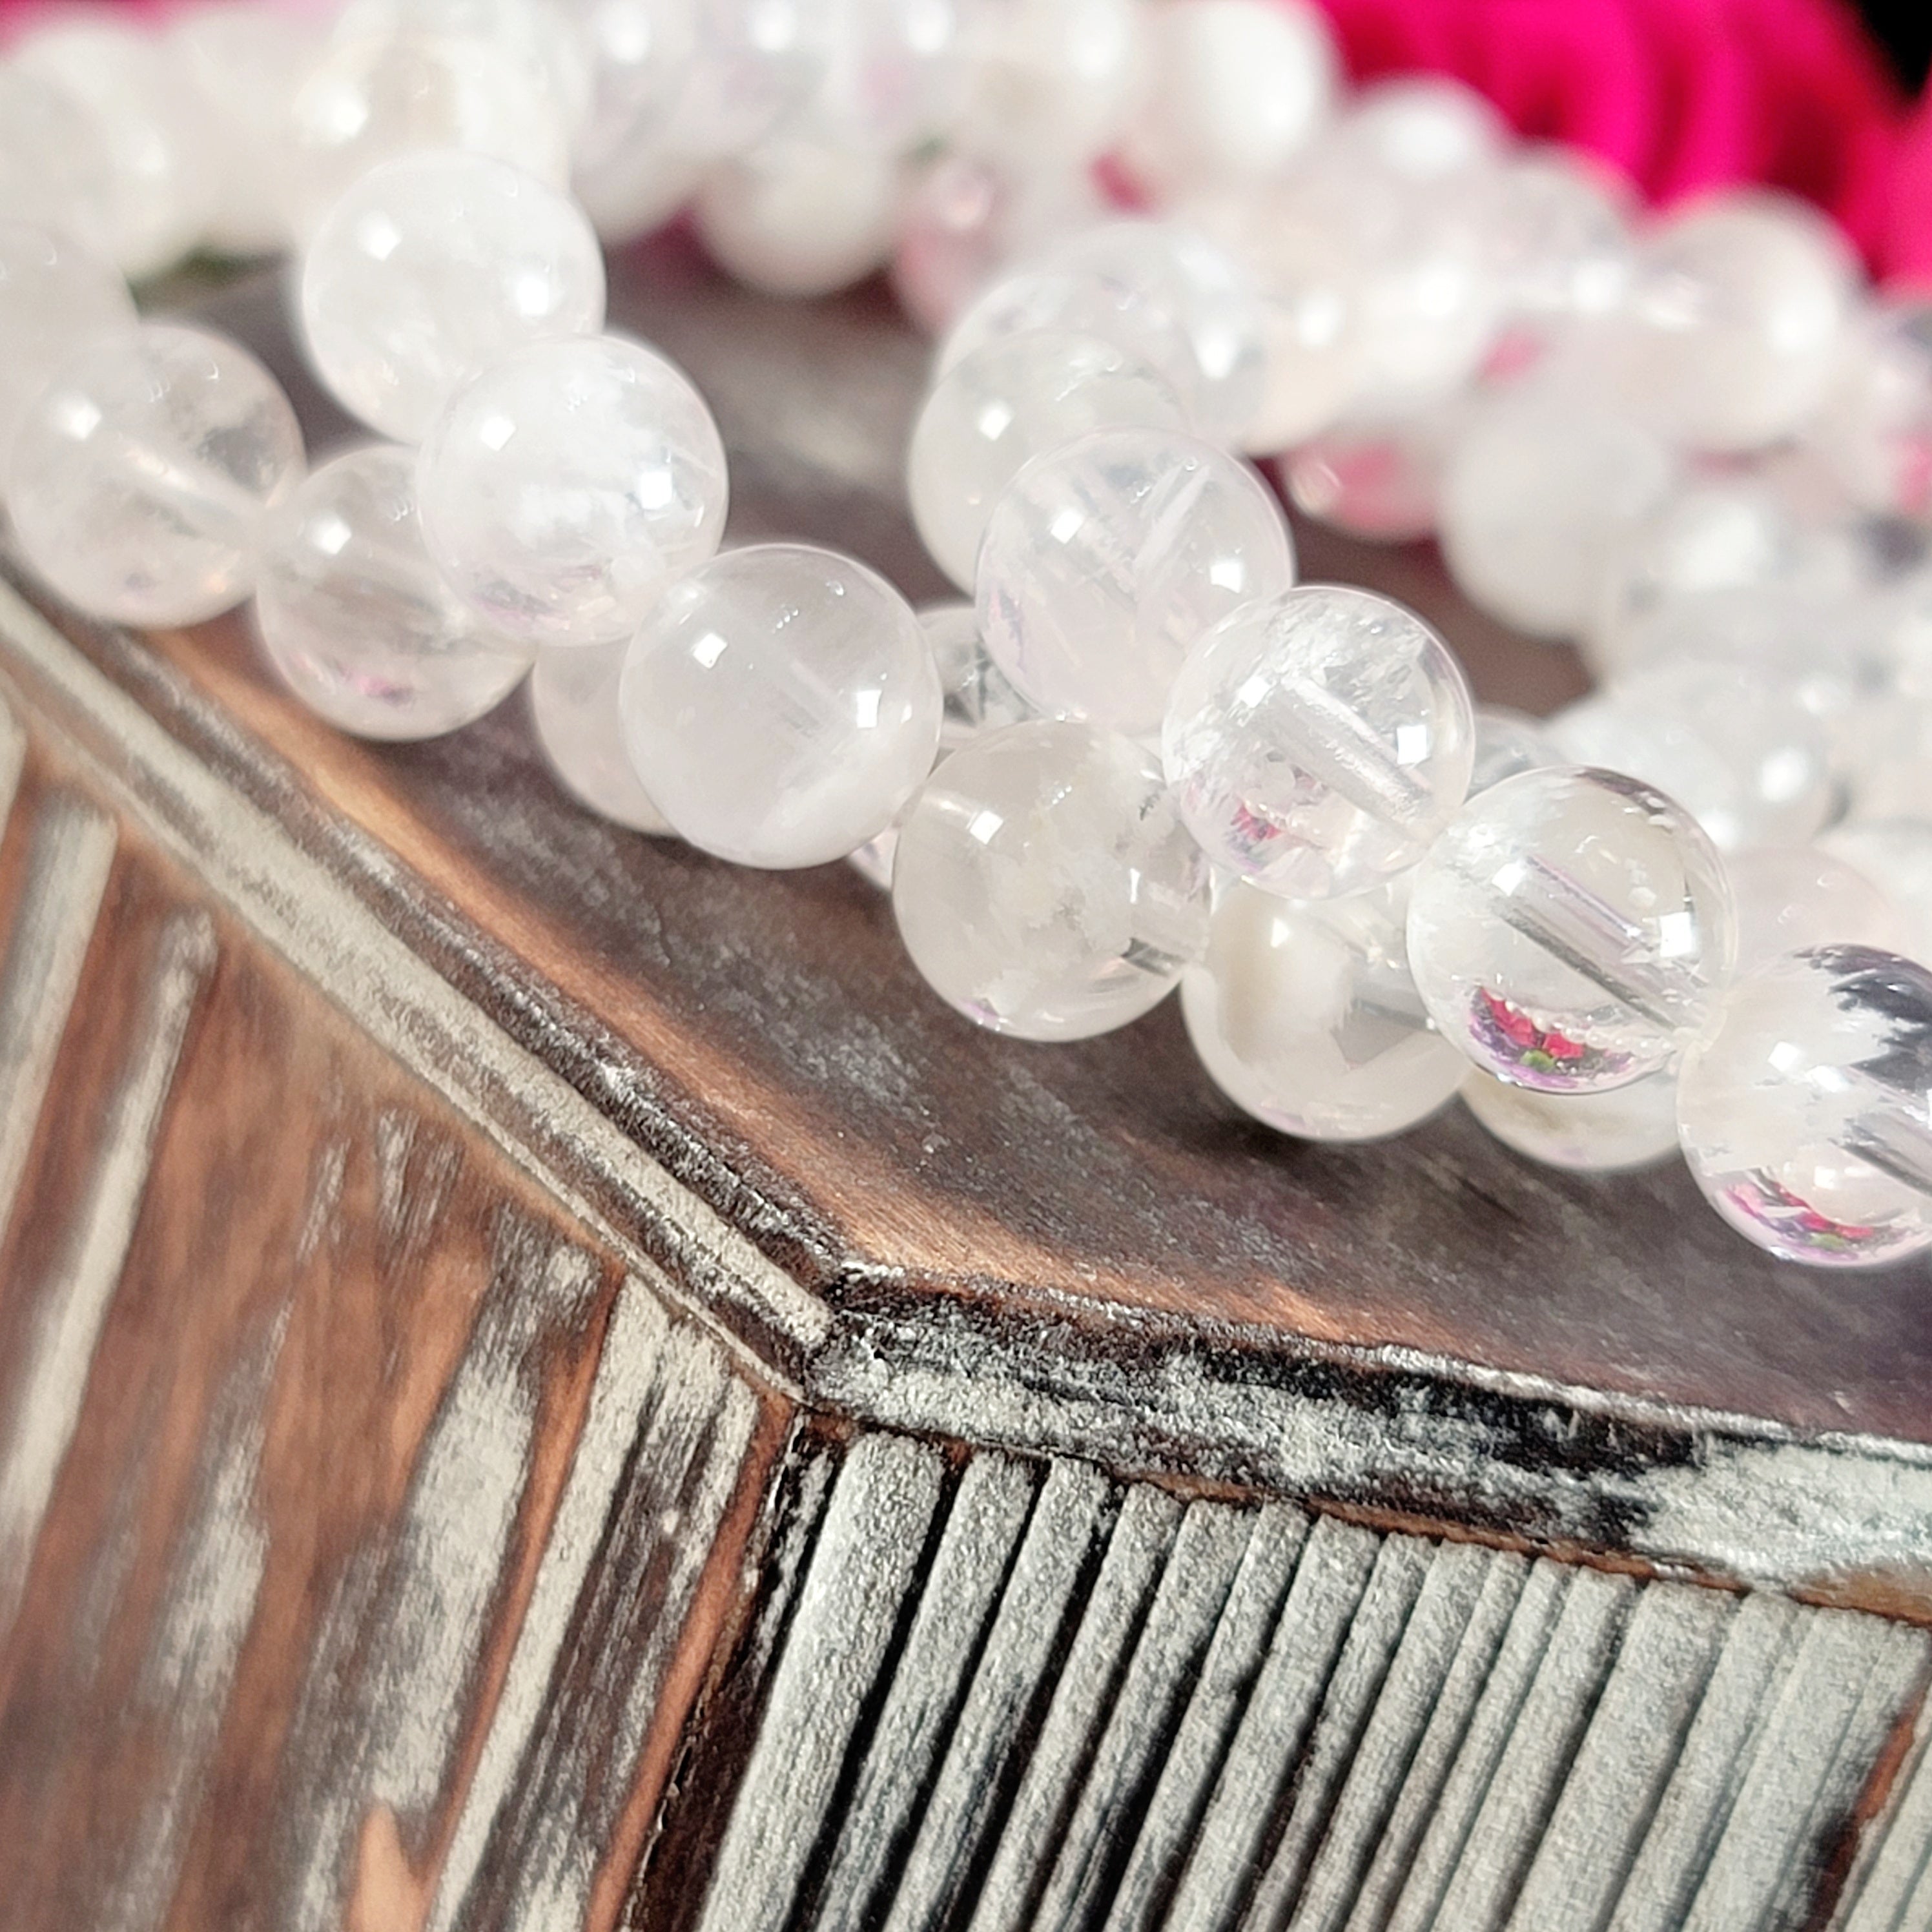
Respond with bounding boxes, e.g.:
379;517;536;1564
1470;706;1561;797
573;137;709;245
909;331;1186;591
1119;0;1335;197
14;21;218;280
1277;408;1457;542
1406;765;1738;1093
1462;1067;1679;1172
0;68;118;258
941;221;1267;446
333;0;593;129
1806;298;1932;520
1727;845;1904;975
1678;947;1932;1268
892;719;1208;1040
300;151;605;443
0;222;136;473
920;601;1035;750
1439;390;1676;639
1330;74;1506;183
1820;821;1932;965
530;641;673;832
255;444;532;740
1183;873;1466;1140
1480;149;1633;330
976;426;1294;737
8;322;304;628
952;0;1147;170
802;0;963;153
1609;190;1856;454
620;544;941;868
1163;585;1475;899
560;0;699;190
416;333;728;650
694;136;901;298
286;29;571;234
659;0;832;164
1549;660;1833;853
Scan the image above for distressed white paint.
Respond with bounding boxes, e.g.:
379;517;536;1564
1833;1691;1932;1932
0;906;212;1637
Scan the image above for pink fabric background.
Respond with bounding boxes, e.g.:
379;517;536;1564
5;0;1931;282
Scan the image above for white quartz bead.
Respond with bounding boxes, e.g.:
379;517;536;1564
976;427;1293;738
1807;298;1932;520
1608;190;1856;454
8;322;303;628
13;21;220;282
1439;390;1676;639
1820;821;1932;965
620;544;941;867
333;0;594;130
694;136;901;298
952;0;1147;169
1678;946;1932;1268
891;718;1207;1039
1330;74;1507;183
908;330;1187;590
1182;873;1466;1140
1549;660;1833;853
1118;0;1335;198
1277;407;1459;542
1480;149;1634;330
0;68;118;259
285;29;571;234
560;0;698;181
300;152;605;443
1727;845;1904;974
1406;765;1738;1093
1163;585;1475;900
416;333;728;650
530;639;673;831
1462;1066;1680;1172
255;444;533;740
573;138;710;244
801;0;963;153
920;601;1034;748
664;0;832;161
1470;706;1561;797
0;223;136;474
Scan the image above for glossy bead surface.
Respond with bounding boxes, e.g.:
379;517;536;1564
9;322;303;627
416;333;728;650
1678;947;1932;1268
300;152;605;442
976;427;1294;737
1463;1066;1679;1171
256;444;533;740
920;601;1034;749
909;330;1186;591
530;639;673;832
694;136;902;298
0;68;118;257
892;719;1208;1040
0;223;136;472
1481;149;1632;329
1406;766;1737;1093
1183;873;1465;1140
1469;705;1560;796
952;0;1147;169
805;0;963;152
1164;585;1474;899
1727;845;1904;974
1439;390;1676;638
620;544;941;867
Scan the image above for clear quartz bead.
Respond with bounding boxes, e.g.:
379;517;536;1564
1470;705;1561;796
976;426;1295;737
891;718;1208;1040
1182;872;1466;1141
620;543;941;868
530;639;672;832
1162;585;1475;900
693;136;903;298
908;329;1186;591
1678;946;1932;1268
1439;388;1677;639
1462;1065;1680;1171
0;222;136;474
300;151;605;444
0;68;118;260
8;321;304;628
1727;845;1904;974
560;0;699;185
1480;148;1634;332
1806;298;1932;519
416;333;728;651
255;444;533;740
951;0;1148;170
1406;765;1738;1093
1548;659;1834;853
799;0;964;154
920;600;1034;749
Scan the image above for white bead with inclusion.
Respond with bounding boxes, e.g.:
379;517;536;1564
8;322;304;628
620;544;941;868
256;444;533;740
1462;1067;1680;1172
892;719;1208;1040
416;333;728;651
976;426;1294;739
908;329;1187;591
1164;585;1474;901
530;640;672;832
1439;389;1676;639
1727;845;1904;974
300;152;605;444
694;136;902;298
1678;946;1932;1268
0;223;136;474
1549;659;1833;853
1406;766;1737;1093
1183;873;1466;1141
